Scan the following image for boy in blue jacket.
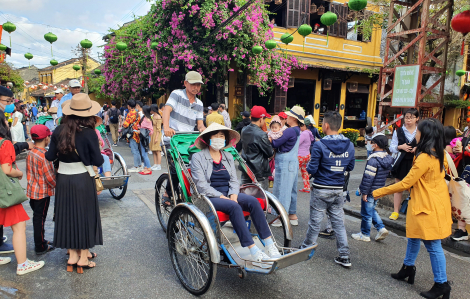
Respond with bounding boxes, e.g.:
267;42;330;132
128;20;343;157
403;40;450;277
352;134;393;242
300;111;355;268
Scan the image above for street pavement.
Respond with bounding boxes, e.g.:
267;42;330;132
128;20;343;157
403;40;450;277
1;136;470;299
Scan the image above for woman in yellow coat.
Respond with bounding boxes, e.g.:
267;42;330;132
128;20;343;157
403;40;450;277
373;119;452;299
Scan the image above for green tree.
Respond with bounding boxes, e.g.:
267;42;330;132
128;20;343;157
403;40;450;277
0;62;24;93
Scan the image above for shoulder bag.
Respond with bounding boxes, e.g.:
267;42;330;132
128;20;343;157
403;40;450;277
0;139;28;208
445;152;470;223
75;150;104;193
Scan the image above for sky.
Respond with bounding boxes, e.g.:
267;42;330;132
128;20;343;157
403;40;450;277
0;0;152;69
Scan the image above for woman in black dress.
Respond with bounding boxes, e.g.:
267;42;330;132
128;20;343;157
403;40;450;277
46;93;104;273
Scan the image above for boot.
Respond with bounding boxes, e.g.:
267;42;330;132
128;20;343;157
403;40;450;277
420;282;451;299
391;264;416;284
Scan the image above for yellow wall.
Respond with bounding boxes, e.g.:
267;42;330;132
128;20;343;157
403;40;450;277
39;59;101;85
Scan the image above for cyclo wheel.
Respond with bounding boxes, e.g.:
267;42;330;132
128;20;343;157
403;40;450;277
109;153;128;200
266;203;291;248
168;207;217;296
155;174;173;232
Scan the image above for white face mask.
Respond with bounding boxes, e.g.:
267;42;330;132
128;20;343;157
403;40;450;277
210;138;226;151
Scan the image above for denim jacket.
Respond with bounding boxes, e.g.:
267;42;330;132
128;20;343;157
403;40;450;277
191;148;240;198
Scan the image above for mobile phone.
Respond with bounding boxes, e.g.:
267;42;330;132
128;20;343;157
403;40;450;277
461;165;470;184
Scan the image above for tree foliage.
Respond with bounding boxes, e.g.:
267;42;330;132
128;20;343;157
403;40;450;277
0;62;24;93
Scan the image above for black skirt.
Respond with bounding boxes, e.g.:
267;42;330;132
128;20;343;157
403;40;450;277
392;158;414;181
53;172;103;249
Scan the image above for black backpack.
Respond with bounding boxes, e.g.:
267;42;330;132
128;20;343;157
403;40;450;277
109;108;119;124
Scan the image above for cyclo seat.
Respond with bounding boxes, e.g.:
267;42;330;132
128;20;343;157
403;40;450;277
182;168;266;222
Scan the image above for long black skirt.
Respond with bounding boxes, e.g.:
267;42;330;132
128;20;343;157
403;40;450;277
54;172;103;249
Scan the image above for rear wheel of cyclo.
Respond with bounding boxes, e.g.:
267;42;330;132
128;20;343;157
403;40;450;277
266;203;291;248
109;153;128;200
155;174;173;233
168;208;217;296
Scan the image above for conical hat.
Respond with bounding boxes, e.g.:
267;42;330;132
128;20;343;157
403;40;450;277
194;123;240;150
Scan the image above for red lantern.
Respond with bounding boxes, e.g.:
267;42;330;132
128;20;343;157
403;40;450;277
467;117;470;123
451;10;470;55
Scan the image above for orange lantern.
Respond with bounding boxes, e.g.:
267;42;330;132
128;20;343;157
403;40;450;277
467;117;470;123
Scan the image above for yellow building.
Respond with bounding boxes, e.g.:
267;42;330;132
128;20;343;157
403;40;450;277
38;57;101;85
228;0;383;129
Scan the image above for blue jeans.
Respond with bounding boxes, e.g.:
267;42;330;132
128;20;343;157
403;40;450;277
139;142;151;168
101;154;111;173
404;238;447;283
360;195;385;236
209;193;271;247
130;139;151;168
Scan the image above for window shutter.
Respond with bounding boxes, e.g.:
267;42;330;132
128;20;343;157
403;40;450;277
300;0;310;25
329;3;348;38
287;0;301;28
274;86;287;113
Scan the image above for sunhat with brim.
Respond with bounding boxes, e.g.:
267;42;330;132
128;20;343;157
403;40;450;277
62;93;101;117
194;123;240;150
48;107;58;114
285;106;305;124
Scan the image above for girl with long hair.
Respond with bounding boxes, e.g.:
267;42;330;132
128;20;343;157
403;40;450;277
149;104;162;171
137;105;153;175
373;119;452;299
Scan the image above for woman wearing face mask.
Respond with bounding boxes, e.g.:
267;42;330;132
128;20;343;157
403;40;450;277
191;123;281;268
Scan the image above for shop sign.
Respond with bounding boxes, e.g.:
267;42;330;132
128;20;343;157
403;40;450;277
391;65;420;107
235;85;243;96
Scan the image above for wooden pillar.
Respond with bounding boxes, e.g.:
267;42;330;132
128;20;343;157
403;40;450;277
314;79;322;126
339;82;347;130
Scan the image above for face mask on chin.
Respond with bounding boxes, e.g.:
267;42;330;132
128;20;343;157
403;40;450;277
210;138;226;151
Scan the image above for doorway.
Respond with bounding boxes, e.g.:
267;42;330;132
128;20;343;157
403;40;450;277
286;79;316;115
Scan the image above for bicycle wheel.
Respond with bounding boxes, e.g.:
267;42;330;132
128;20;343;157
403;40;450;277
109;153;128;200
168;207;217;296
266;203;291;247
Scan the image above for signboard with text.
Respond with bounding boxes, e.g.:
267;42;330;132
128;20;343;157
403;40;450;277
391;65;421;108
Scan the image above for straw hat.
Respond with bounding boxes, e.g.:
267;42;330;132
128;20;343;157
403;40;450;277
62;93;101;117
285;106;305;124
48;107;58;114
194;123;240;150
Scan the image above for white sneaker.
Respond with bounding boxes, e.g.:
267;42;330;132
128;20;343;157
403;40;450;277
271;219;282;227
375;228;389;241
351;232;371;242
265;243;282;258
17;260;45;275
290;219;298;226
0;257;11;265
148;151;152;155
112;143;118;147
128;167;142;173
223;221;233;228
251;250;272;269
151;164;162;171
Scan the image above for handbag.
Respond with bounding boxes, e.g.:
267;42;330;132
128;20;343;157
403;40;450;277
445;152;470;223
122;117;137;140
75;150;104;193
0;139;28;208
399;196;410;214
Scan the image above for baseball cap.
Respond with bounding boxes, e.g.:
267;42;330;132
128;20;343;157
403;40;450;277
30;125;52;140
372;134;389;150
69;79;81;88
185;71;204;84
241;111;250;117
55;88;64;94
0;86;13;97
208;106;213;111
278;111;288;119
250;106;271;118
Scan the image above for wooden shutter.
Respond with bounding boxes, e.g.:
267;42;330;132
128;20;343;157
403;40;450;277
300;0;310;25
286;0;301;28
329;3;348;38
246;86;252;108
274;86;287;113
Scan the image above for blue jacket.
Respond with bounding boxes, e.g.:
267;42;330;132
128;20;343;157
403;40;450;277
307;134;355;189
359;151;394;196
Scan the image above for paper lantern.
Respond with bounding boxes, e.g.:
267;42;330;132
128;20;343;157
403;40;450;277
43;86;48;90
116;42;128;63
348;0;368;11
298;24;312;52
73;65;80;71
265;39;277;50
25;81;30;85
38;83;43;87
80;39;93;49
0;44;6;51
24;52;33;68
467;117;470;123
281;33;294;45
50;59;58;66
49;84;53;87
321;12;338;43
94;69;102;75
151;42;158;50
54;86;57;90
451;10;470;55
252;46;263;54
456;70;466;76
60;84;64;87
2;21;16;47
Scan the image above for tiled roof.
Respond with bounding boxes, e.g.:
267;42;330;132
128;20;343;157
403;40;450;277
30;78;75;97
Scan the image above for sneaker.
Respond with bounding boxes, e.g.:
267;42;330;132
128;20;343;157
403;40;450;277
334;256;351;267
0;257;11;265
451;229;469;241
36;245;55;255
251;250;272;269
151;164;162;171
0;243;14;254
375;228;389;241
112;143;118;147
351;232;371;242
271;219;282;227
128;166;142;173
389;212;399;220
2;235;6;242
17;260;45;275
319;229;335;239
223;221;233;228
265;243;282;258
290;219;298;226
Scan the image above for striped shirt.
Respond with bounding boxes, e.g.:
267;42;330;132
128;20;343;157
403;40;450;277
165;89;203;141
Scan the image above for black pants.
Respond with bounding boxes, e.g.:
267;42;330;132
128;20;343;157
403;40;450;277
29;197;51;252
0;225;3;246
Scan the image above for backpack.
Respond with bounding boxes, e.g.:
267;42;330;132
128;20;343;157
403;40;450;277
109;108;119;124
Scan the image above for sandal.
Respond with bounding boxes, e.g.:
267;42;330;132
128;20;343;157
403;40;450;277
66;262;77;272
299;188;310;193
77;261;96;274
162;195;172;206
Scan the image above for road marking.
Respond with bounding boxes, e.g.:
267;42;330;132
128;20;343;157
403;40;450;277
134;189;156;215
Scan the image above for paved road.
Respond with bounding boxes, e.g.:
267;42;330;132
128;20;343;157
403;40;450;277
1;137;469;299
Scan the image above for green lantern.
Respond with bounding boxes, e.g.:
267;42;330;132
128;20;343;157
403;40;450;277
94;69;102;75
44;32;58;57
456;70;466;76
298;24;312;52
252;46;263;55
265;39;277;50
320;11;338;44
348;0;368;11
50;59;58;66
80;39;93;49
151;42;158;50
281;33;294;45
0;44;6;51
73;65;80;71
24;52;33;68
2;21;16;47
116;42;128;63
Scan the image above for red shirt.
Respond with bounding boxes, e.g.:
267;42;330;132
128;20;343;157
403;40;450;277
0;138;16;168
26;147;56;199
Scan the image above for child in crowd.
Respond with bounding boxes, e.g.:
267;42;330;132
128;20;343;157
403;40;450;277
300;111;355;268
298;123;314;193
352;134;393;242
267;115;284;187
365;126;374;157
26;125;56;255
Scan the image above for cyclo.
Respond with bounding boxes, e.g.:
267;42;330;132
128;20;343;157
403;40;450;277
155;131;317;295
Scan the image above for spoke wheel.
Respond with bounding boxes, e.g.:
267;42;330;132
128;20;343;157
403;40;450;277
155;174;174;232
168;208;217;296
266;204;291;247
109;153;128;200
